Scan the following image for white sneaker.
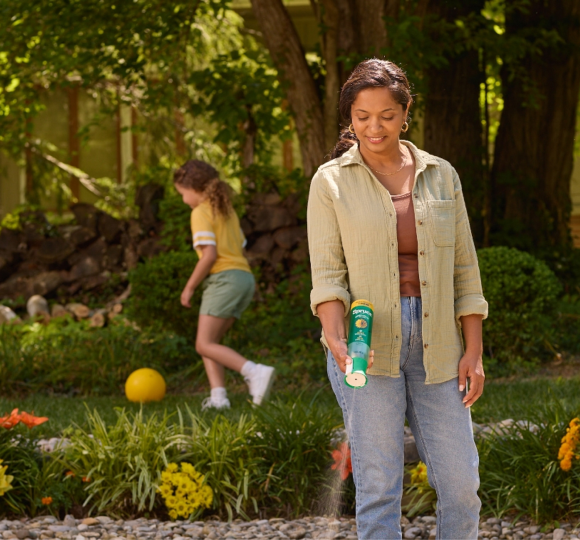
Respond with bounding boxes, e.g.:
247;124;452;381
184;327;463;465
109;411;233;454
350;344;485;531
245;364;275;405
201;396;231;411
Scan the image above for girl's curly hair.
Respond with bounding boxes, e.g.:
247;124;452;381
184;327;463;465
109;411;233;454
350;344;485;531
173;160;232;217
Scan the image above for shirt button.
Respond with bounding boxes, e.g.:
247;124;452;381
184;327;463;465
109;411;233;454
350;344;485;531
414;193;419;198
418;220;423;225
424;343;429;349
419;250;424;256
421;280;427;286
424;312;429;318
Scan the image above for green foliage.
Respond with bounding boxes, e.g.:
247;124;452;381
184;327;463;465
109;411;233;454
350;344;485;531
250;394;341;517
59;408;184;516
0;317;201;397
128;251;201;341
0;428;43;516
158;193;194;253
478;246;562;374
189;47;291;171
478;395;580;522
182;410;261;520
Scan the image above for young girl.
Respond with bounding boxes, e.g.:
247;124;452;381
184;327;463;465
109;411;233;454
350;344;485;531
174;159;275;409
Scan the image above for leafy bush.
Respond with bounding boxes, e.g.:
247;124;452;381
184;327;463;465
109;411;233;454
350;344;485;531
0;427;43;516
59;408;184;516
478;246;562;374
128;251;201;342
478;396;580;522
250;393;340;517
182;410;262;520
0;317;202;397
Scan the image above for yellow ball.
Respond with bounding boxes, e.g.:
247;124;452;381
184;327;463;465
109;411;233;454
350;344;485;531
125;368;166;403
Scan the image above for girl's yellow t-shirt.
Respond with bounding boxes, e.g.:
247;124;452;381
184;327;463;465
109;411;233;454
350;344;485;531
190;200;251;274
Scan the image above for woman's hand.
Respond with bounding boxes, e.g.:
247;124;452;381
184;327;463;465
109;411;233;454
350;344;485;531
180;284;195;308
327;335;374;374
458;352;485;407
458;314;485;407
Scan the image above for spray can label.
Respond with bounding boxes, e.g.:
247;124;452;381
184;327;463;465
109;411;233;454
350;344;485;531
344;299;374;388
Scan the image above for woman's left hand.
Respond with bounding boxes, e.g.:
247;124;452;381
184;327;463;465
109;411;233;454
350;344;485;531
458;351;485;408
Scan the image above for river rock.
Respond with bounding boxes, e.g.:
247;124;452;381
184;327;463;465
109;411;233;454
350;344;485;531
26;295;49;318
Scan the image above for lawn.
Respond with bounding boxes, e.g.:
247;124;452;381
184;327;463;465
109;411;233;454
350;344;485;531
3;376;579;438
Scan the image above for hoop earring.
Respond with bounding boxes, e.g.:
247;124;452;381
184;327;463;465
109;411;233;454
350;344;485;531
401;121;409;133
348;124;356;135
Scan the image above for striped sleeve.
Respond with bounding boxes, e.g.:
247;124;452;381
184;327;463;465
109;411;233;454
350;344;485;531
191;206;216;248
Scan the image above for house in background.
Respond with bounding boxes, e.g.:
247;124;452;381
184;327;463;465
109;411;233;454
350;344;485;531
1;0;579;246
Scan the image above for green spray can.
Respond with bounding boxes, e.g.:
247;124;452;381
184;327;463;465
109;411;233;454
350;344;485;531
344;299;374;388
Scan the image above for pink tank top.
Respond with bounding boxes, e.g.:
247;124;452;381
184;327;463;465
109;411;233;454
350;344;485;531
391;192;421;297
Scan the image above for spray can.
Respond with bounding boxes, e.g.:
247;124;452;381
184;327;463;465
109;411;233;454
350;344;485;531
344;299;374;388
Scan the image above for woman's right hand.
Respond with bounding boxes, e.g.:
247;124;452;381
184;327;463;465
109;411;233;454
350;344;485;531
327;336;375;374
327;336;351;374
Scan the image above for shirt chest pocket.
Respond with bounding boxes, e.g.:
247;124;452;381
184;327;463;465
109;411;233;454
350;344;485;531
427;200;456;247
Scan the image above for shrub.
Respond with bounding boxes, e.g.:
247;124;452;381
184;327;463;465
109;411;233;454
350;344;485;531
0;414;46;517
477;246;562;374
250;393;341;517
59;408;185;516
0;318;201;397
478;396;580;522
128;251;201;342
181;409;262;520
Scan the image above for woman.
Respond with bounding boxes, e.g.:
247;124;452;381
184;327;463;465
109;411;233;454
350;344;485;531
307;59;488;539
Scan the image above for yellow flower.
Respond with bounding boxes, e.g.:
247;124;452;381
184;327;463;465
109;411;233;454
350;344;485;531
158;484;172;498
166;463;179;473
559;418;580;471
0;460;14;497
165;496;178;509
159;463;213;514
181;462;194;475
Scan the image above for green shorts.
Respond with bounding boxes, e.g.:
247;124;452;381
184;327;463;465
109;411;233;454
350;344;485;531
200;269;255;319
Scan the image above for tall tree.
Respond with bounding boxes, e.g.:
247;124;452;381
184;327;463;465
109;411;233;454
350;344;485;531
249;0;402;174
422;0;486;243
490;0;580;250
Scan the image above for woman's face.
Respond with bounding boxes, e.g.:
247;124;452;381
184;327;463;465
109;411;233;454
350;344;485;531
350;87;408;156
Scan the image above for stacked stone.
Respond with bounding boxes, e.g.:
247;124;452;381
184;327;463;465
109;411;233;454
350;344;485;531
0;515;578;540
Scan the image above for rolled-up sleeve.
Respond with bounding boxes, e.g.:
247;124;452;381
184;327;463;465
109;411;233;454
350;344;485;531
307;170;350;317
451;168;489;325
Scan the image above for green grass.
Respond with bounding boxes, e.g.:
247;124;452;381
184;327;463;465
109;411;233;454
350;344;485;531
470;376;580;424
3;376;580;438
0;388;342;438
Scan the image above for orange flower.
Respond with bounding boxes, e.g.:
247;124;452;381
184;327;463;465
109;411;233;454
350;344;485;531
82;476;91;483
0;409;49;429
18;411;48;429
0;409;22;429
41;497;53;505
331;442;353;481
65;471;76;478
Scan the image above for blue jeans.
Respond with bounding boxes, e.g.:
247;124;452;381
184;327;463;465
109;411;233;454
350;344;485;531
327;296;480;539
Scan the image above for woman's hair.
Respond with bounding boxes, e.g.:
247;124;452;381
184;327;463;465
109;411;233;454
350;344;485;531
173;159;233;217
331;59;414;159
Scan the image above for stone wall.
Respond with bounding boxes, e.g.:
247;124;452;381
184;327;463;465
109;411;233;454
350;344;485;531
0;188;309;304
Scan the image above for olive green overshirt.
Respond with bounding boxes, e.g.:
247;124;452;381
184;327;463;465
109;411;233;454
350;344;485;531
307;141;488;384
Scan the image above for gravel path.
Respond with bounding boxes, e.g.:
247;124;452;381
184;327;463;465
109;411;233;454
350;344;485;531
0;515;579;539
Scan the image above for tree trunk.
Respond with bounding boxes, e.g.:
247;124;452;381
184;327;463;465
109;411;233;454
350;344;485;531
490;0;580;250
250;0;326;176
423;0;486;245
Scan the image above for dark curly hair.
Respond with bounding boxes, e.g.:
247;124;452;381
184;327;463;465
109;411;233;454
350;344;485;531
173;160;232;217
331;59;414;159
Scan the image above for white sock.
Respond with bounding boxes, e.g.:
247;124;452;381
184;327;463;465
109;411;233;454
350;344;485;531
210;387;227;401
241;360;257;378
